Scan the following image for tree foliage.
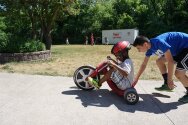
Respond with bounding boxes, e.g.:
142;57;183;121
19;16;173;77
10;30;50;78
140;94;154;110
0;0;78;50
1;0;188;47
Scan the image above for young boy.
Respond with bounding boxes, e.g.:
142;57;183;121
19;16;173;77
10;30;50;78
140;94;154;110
132;32;188;103
88;41;134;91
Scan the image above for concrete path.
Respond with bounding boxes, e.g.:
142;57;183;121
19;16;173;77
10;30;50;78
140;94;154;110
0;72;188;125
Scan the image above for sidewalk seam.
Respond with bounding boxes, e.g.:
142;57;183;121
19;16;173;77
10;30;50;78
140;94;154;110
138;83;176;125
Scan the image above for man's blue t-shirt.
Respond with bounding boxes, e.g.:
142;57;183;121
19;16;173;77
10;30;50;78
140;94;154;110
146;32;188;57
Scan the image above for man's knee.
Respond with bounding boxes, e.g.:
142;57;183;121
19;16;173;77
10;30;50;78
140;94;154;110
175;70;185;79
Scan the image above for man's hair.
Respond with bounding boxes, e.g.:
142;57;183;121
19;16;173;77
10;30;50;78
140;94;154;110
133;36;150;47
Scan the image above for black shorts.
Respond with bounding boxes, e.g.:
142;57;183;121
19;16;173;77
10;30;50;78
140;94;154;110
173;48;188;71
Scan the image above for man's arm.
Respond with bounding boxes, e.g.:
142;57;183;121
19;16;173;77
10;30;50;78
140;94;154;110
132;56;150;86
164;49;175;89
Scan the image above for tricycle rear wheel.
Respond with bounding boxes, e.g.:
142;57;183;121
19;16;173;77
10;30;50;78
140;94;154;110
124;88;139;105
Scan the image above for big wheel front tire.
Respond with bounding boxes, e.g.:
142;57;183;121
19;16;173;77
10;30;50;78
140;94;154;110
73;66;99;90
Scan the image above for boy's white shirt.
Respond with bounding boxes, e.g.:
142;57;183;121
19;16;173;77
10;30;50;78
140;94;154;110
111;59;134;90
120;59;134;84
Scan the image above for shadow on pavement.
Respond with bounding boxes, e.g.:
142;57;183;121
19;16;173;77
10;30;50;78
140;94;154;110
62;87;185;114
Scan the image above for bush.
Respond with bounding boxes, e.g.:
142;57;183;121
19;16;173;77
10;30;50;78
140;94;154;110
0;30;8;52
0;36;45;53
20;39;45;53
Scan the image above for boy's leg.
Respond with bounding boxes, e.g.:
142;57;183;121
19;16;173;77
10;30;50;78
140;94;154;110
99;68;114;85
155;56;173;91
175;48;188;103
176;70;188;103
156;56;167;75
175;70;188;87
87;68;114;89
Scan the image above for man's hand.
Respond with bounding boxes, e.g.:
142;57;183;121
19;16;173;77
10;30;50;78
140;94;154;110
132;78;139;87
167;80;176;90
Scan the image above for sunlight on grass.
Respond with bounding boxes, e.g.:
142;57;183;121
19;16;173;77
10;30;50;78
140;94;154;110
0;45;163;80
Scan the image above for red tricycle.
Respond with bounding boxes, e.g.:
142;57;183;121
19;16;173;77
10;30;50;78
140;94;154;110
73;61;139;105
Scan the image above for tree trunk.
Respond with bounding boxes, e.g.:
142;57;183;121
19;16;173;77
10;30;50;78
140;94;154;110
42;23;52;50
39;2;61;50
43;29;52;50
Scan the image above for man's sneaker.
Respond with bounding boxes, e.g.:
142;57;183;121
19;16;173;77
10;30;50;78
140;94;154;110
178;94;188;103
155;84;173;92
87;77;100;89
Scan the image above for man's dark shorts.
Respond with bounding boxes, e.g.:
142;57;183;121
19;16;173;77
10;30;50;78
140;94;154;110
173;48;188;71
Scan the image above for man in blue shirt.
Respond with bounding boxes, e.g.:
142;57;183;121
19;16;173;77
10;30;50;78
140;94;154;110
132;32;188;103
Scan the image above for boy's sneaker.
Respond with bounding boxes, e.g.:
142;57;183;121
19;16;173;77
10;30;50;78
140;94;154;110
87;77;100;89
178;94;188;103
155;84;173;92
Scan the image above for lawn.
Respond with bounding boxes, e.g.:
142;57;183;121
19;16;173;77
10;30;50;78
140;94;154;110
0;45;162;80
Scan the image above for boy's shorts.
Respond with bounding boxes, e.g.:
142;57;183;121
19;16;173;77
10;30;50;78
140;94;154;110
110;70;131;90
173;48;188;71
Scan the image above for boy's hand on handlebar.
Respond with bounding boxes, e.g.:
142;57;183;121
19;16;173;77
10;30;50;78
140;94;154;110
107;60;115;67
107;56;118;65
107;56;112;60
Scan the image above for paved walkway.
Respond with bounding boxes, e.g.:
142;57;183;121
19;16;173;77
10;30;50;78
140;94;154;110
0;72;188;125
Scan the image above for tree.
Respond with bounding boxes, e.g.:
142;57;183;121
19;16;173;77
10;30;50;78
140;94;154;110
0;0;78;50
0;17;8;52
53;0;115;44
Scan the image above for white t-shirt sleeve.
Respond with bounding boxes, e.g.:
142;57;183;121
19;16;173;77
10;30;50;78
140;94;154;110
120;59;132;74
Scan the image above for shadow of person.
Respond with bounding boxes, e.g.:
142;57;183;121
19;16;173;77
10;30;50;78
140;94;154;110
132;93;184;114
62;88;121;107
62;87;185;114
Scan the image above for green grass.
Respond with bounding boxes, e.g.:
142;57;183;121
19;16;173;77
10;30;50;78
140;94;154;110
0;45;163;80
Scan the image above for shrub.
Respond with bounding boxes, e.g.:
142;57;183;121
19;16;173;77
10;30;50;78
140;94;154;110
20;39;45;53
0;30;8;52
0;36;45;53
